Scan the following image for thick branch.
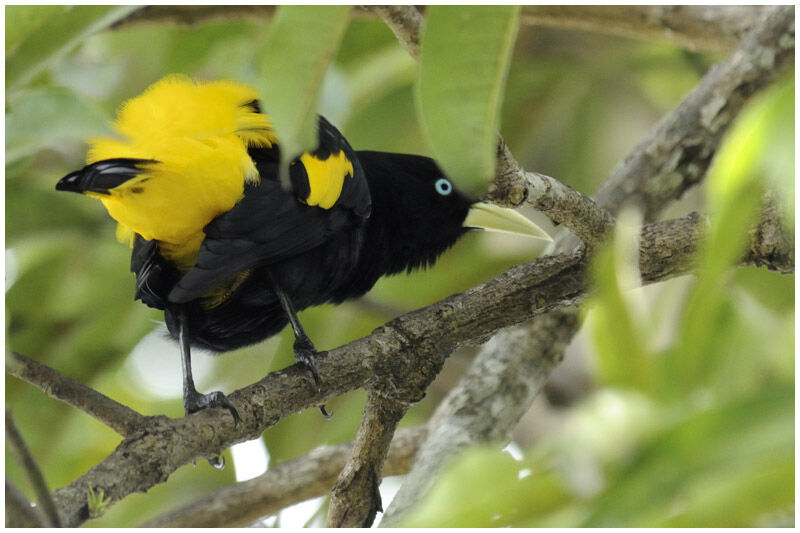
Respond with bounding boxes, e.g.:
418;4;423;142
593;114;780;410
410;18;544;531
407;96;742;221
6;351;147;436
143;425;426;527
51;212;761;527
364;6;423;60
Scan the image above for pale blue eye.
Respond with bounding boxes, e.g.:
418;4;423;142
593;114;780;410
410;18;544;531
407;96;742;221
435;178;452;196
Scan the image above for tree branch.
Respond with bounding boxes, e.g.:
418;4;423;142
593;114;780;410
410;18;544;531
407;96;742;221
6;479;46;527
520;6;770;53
110;6;767;54
327;391;409;527
6;410;62;527
36;217;649;525
142;425;427;527
49;207;790;527
744;189;794;274
6;351;147;436
379;5;794;523
363;6;423;60
380;308;579;525
490;139;616;249
591;6;795;223
22;5;791;527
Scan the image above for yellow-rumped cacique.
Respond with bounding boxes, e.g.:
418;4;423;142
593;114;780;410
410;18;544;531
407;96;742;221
56;75;550;424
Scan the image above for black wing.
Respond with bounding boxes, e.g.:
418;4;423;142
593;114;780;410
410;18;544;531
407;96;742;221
168;178;356;304
168;115;371;304
131;234;179;309
56;158;155;194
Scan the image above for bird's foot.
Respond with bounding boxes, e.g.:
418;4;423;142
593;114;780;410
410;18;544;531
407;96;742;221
184;389;242;426
293;339;331;417
184;390;240;469
293;338;322;389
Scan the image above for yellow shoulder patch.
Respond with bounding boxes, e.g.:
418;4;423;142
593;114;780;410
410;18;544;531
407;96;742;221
299;151;354;209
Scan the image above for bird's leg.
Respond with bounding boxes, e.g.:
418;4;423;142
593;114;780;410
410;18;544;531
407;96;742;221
177;308;241;427
268;274;330;408
271;280;322;387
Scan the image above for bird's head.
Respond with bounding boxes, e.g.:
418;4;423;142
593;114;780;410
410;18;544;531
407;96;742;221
355;150;550;274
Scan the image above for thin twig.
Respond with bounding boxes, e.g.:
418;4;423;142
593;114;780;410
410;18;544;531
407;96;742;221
6;351;148;436
5;479;47;527
6;410;62;527
490;139;616;248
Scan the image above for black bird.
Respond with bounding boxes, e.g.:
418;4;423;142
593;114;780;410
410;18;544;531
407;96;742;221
56;76;550;423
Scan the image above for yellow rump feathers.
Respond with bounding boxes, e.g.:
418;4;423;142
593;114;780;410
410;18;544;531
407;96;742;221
85;75;279;269
94;75;276;151
82;75;355;271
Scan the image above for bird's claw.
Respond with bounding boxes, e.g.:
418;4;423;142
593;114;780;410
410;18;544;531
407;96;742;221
292;340;331;418
293;341;322;390
184;390;242;426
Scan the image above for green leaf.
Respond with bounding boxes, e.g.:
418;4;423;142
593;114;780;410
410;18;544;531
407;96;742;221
6;86;112;164
6;5;138;92
587;211;653;392
5;5;64;56
345;45;416;118
666;78;789;388
258;5;352;164
707;75;793;218
583;385;794;527
416;6;520;186
399;447;571;527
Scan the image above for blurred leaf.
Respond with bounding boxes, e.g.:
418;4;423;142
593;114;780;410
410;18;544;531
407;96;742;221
733;266;794;313
709;75;793;219
259;5;351;162
6;86;112;164
6;5;137;91
416;6;520;187
5;5;64;55
400;447;571;527
344;45;416;120
583;385;793;527
661;455;793;527
666;77;787;389
587;212;653;392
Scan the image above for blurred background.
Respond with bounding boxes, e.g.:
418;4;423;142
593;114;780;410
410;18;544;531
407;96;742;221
5;7;794;527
